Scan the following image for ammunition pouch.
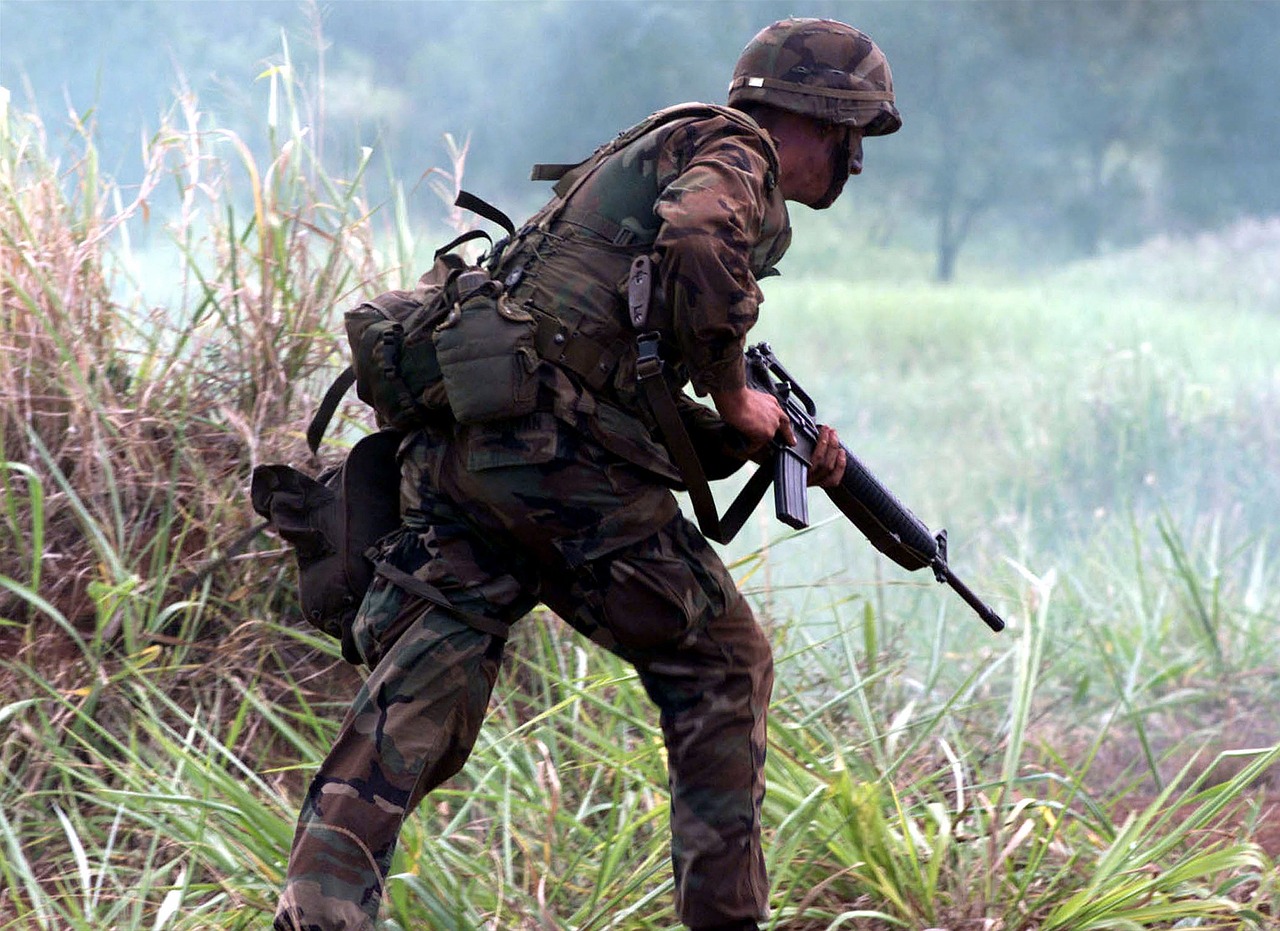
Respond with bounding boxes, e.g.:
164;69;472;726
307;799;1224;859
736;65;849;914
345;279;456;431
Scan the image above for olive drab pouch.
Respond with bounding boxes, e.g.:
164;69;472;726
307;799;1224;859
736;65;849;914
343;254;464;431
250;429;404;663
431;269;540;424
343;191;520;430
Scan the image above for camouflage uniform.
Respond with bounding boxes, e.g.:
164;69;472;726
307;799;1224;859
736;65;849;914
277;18;900;931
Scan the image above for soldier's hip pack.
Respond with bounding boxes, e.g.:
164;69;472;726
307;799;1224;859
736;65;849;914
250;429;403;663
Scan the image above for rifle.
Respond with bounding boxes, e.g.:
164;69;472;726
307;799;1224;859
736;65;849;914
743;342;1005;633
627;256;1003;632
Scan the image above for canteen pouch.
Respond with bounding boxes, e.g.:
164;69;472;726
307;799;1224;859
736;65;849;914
432;270;540;424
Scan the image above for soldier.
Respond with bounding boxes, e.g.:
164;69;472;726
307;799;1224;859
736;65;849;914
275;17;901;931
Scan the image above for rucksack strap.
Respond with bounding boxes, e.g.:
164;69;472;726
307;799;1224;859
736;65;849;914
433;228;492;260
307;366;357;455
370;557;512;640
454;190;516;239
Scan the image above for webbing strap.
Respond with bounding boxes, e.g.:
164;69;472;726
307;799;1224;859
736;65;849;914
454;190;516;238
530;308;627;392
371;558;512;640
307;366;356;455
634;335;774;545
433;228;492;260
530;163;578;182
558;208;639;246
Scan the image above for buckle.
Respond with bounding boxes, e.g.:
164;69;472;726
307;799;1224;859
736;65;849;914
635;332;663;379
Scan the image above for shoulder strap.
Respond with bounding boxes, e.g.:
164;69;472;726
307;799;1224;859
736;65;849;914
307;366;357;455
530;103;778;190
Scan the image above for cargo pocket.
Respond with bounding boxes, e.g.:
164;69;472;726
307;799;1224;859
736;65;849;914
596;521;731;651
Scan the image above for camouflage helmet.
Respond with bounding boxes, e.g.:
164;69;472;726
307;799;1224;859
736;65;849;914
728;18;902;136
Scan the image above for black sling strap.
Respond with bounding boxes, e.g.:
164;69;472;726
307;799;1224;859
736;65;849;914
306;366;356;455
628;256;778;546
454;190;516;238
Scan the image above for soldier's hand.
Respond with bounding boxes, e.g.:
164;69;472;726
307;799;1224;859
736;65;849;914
808;424;847;488
711;385;795;454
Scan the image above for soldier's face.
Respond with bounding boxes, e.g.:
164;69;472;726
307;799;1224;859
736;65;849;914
789;122;863;210
810;125;864;210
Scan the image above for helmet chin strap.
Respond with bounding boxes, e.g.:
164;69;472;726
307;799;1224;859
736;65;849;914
812;131;851;209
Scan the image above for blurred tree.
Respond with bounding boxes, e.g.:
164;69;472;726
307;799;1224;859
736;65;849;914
3;0;1277;276
863;3;1016;281
1158;1;1280;227
991;0;1198;256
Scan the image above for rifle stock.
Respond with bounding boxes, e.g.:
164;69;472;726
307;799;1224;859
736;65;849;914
747;343;1004;633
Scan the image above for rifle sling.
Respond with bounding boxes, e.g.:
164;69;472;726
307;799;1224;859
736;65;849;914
635;336;773;545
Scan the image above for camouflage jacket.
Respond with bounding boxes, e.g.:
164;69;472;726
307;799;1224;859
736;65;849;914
495;104;792;484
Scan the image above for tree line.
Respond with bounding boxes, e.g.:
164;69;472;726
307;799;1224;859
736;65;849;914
4;0;1277;280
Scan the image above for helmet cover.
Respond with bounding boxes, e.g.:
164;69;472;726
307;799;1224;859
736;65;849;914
728;18;902;135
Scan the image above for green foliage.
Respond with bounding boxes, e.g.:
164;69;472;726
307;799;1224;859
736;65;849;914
2;32;1278;931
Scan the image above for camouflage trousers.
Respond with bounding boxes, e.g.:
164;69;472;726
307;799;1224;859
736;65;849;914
274;414;774;931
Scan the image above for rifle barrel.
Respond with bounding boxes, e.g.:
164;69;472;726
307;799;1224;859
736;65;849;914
935;561;1006;632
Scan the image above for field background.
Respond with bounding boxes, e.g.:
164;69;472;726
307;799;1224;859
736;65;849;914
3;4;1280;929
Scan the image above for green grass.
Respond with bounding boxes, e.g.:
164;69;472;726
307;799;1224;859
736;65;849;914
2;49;1278;931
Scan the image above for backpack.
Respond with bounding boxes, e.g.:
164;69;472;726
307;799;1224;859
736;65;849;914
344;192;529;430
249;193;519;661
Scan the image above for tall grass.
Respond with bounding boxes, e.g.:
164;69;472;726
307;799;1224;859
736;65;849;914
2;44;1278;931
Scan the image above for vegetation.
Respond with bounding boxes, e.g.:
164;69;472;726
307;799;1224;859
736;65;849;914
2;41;1278;931
5;1;1280;281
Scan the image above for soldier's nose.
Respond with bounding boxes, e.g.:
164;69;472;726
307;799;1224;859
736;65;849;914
848;134;864;175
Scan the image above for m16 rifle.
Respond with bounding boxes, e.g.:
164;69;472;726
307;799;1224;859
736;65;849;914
743;342;1005;633
627;256;1003;632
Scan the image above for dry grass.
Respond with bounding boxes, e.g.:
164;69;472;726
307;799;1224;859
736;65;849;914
0;89;384;688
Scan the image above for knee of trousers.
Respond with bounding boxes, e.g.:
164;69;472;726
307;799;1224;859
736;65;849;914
713;590;775;702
